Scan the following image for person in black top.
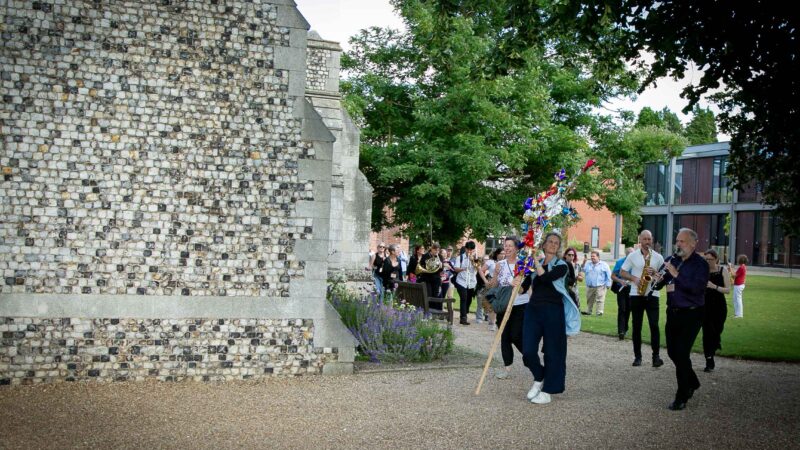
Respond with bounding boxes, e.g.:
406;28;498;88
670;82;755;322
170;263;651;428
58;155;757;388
701;248;731;372
381;245;404;294
520;232;570;405
407;244;424;283
369;243;387;299
418;242;443;310
656;228;709;411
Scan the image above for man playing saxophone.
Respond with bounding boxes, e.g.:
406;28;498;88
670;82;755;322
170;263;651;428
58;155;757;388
621;230;665;368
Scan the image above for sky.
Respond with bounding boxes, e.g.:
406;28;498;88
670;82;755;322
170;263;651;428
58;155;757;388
295;0;730;141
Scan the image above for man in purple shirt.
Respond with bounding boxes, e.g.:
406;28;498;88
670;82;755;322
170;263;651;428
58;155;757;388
657;228;709;411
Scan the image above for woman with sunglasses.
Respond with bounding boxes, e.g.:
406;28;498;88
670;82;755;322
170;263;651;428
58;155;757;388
702;249;731;372
563;247;584;308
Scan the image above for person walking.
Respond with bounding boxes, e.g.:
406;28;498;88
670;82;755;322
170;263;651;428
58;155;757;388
380;245;404;295
621;230;665;368
521;232;581;405
453;241;479;325
489;238;528;379
582;250;612;316
369;243;387;299
563;247;584;309
701;249;730;372
611;247;634;340
656;228;709;411
733;255;748;318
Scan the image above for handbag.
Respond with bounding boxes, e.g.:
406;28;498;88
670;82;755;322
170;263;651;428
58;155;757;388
485;285;513;314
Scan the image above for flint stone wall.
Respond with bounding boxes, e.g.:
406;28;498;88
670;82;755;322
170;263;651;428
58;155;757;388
0;0;361;384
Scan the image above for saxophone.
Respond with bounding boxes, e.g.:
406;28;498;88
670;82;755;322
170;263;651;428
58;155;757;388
637;252;652;296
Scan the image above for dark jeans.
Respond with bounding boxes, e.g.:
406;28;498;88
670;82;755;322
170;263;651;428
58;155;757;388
454;281;475;322
630;295;660;359
498;304;526;366
617;287;631;335
666;307;704;402
703;297;728;357
522;301;567;395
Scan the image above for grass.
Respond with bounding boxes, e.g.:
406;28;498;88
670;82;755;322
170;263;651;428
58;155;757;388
576;275;800;362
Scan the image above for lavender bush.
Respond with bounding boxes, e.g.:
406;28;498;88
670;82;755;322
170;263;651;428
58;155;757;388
327;276;453;363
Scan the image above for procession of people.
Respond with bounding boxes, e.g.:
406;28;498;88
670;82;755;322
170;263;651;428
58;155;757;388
368;226;741;410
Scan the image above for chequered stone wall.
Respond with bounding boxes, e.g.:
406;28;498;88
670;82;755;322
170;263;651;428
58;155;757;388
306;46;330;91
0;1;315;297
0;317;337;385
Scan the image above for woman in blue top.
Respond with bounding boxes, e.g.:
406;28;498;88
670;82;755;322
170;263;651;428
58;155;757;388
519;231;580;405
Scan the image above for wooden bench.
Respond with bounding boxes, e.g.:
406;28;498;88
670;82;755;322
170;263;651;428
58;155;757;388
394;281;454;325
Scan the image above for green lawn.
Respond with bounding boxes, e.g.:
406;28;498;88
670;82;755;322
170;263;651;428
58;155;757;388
576;275;800;362
455;275;800;361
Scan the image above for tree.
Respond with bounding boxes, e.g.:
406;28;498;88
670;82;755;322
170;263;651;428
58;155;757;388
635;107;683;135
343;0;682;243
549;1;800;233
684;106;718;146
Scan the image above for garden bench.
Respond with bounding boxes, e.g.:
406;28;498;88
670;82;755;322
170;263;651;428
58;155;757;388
394;281;454;325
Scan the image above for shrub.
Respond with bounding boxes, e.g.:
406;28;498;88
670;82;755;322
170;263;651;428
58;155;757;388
602;241;613;252
327;278;454;363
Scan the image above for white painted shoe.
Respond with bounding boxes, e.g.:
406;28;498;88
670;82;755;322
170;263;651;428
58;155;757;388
488;323;497;332
530;391;551;404
526;380;543;400
495;369;510;380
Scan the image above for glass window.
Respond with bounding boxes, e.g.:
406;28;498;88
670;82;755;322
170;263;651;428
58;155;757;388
640;215;667;254
644;163;670;206
712;156;731;203
673;161;683;205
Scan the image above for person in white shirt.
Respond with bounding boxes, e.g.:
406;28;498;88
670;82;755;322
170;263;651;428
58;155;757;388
582;251;613;316
620;230;665;368
453;241;479;325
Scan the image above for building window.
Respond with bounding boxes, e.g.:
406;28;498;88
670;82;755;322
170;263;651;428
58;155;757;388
673;161;683;205
591;227;600;249
712;156;731;203
644;163;670;206
641;215;667;254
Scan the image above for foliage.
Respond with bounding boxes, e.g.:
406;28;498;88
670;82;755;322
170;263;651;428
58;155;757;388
684;106;718;146
635;107;683;135
578;275;800;361
548;1;800;234
341;0;677;243
327;279;454;363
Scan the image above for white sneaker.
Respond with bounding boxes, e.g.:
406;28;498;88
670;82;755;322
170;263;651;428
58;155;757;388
495;369;510;380
488;323;497;332
530;391;551;404
526;380;543;400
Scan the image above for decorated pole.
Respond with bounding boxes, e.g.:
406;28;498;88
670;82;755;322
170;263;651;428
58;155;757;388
475;159;596;395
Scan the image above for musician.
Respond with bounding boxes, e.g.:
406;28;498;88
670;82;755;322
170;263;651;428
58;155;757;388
657;228;709;411
620;230;665;368
453;241;479;325
418;242;444;310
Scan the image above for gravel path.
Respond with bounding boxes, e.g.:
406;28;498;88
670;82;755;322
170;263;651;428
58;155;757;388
2;319;798;449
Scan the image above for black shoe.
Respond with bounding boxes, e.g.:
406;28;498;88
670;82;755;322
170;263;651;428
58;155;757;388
652;356;664;368
632;357;642;367
581;312;590;316
618;333;625;341
704;356;715;372
460;319;470;325
668;400;687;411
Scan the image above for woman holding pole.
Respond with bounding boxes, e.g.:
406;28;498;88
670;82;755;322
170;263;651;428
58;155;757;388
521;232;578;405
489;237;529;380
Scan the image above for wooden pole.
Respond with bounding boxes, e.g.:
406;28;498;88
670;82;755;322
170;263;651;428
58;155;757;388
474;277;522;395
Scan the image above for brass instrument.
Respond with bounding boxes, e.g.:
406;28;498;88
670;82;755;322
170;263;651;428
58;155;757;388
471;254;483;271
637;252;652;296
415;254;443;275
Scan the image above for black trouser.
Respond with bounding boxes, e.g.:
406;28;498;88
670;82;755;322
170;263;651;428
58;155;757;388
703;298;727;357
422;277;442;310
630;295;660;359
523;301;567;394
617;287;631;336
666;306;703;403
454;281;475;322
498;304;525;366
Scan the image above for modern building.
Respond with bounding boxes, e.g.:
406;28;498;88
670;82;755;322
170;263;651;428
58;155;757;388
641;142;797;267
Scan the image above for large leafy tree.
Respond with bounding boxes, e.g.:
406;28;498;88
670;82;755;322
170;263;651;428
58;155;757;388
343;0;683;243
684;106;718;146
551;1;800;233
